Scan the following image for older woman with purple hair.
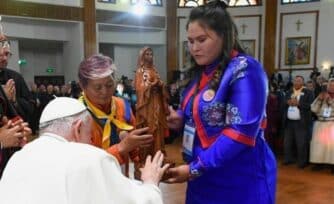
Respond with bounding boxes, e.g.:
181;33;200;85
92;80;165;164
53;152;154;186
78;54;153;175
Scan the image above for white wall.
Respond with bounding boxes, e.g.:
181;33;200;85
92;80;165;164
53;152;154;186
2;18;69;41
96;0;166;17
276;1;321;71
2;17;84;83
15;0;82;7
99;29;166;45
7;40;20;73
113;45;166;81
275;0;334;80
152;45;166;81
316;0;334;77
178;17;189;71
19;46;64;85
278;12;317;69
113;45;141;80
98;24;167;81
63;23;84;83
234;16;262;60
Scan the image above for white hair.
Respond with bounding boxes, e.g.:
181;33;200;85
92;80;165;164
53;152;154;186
39;110;91;136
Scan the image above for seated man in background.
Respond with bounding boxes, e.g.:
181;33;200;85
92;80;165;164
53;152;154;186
0;97;169;204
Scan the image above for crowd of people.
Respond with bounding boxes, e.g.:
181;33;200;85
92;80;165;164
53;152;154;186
29;82;81;133
266;68;334;174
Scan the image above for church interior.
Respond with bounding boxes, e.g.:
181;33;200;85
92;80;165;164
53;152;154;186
1;0;334;203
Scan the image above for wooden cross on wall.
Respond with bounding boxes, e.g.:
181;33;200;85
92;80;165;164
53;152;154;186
241;24;248;34
296;19;303;32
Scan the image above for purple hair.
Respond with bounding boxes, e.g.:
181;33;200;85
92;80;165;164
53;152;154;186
78;54;116;87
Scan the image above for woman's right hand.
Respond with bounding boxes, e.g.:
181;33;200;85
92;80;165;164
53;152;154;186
166;106;183;131
164;164;190;184
3;79;16;102
0;119;24;148
118;127;153;154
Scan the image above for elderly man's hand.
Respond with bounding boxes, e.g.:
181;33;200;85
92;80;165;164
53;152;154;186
140;151;170;186
118;127;153;155
12;119;31;146
0;119;25;148
3;79;16;102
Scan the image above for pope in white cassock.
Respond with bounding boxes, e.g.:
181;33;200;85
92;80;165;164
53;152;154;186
0;97;169;204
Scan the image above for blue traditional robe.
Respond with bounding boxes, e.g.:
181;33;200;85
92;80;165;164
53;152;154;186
180;53;277;204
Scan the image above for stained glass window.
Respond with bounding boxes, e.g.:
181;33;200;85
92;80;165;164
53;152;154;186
98;0;116;3
229;0;261;6
281;0;320;4
178;0;262;7
178;0;205;7
131;0;163;6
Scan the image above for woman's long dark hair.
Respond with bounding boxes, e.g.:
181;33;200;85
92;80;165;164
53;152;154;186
186;0;245;91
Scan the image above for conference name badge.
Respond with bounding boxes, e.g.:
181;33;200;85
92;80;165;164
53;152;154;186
323;107;332;118
202;89;215;102
183;124;195;157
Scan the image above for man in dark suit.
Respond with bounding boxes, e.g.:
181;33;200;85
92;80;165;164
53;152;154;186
283;75;314;168
0;33;34;130
0;33;33;177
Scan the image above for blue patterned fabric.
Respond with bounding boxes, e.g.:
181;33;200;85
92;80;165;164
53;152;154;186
181;54;277;204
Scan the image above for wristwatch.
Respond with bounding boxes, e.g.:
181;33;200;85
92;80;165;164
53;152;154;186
189;165;202;180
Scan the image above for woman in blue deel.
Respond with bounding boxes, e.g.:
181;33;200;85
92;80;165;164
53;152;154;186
165;0;277;203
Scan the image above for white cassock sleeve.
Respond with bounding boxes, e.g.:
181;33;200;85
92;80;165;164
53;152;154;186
64;153;163;204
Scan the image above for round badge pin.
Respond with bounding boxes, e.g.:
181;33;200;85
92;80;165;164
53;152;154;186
203;89;215;102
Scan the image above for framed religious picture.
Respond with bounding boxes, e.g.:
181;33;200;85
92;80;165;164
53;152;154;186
182;41;192;69
285;36;311;65
240;40;256;57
